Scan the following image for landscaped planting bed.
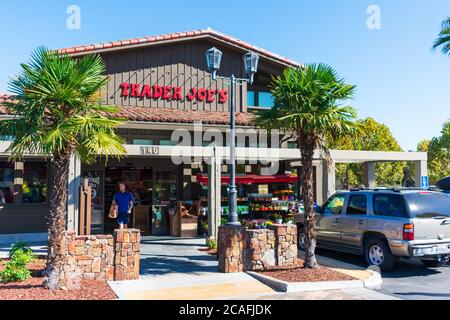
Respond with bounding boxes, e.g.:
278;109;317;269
0;258;117;300
257;259;355;283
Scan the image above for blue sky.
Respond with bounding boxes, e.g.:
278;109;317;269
0;0;449;151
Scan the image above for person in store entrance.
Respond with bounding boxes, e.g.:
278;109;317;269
112;182;134;229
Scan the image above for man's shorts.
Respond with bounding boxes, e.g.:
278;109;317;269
118;212;130;225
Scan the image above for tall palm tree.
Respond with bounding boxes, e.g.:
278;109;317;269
0;47;126;289
433;17;450;55
254;64;359;268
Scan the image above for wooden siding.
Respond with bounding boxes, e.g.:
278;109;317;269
101;39;279;113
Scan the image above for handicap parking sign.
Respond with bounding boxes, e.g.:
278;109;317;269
421;176;429;190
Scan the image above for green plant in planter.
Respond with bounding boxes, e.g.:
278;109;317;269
206;239;217;250
1;241;36;283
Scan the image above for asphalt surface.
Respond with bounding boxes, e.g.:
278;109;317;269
315;248;450;300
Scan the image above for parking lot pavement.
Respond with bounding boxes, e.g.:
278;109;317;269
313;248;450;300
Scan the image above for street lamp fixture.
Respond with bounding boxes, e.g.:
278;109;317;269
243;51;259;85
205;47;223;81
206;47;259;227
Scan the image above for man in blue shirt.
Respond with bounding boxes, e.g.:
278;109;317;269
112;182;134;229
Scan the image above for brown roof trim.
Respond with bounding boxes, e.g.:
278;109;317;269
58;29;301;68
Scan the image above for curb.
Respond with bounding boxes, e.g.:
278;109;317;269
246;269;382;293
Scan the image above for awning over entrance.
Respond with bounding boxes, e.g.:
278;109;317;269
196;173;299;185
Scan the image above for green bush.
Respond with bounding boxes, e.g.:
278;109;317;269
0;241;35;283
206;238;217;250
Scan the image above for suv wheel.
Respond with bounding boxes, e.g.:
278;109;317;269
421;259;444;268
364;237;396;271
297;225;306;251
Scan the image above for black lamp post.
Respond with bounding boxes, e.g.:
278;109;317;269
206;47;259;226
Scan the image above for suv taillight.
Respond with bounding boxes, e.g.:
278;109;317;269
403;224;414;241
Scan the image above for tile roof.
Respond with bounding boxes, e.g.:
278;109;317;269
58;29;300;67
0;94;255;126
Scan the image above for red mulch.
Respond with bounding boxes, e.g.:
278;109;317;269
0;259;117;300
258;259;355;283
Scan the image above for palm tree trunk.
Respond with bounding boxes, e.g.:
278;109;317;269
299;133;318;269
44;149;72;290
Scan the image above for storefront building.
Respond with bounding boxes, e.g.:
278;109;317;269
0;30;428;238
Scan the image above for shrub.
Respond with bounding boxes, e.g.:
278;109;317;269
0;241;35;283
206;239;217;249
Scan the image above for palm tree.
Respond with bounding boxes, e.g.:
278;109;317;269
254;64;359;268
433;17;450;55
0;47;126;289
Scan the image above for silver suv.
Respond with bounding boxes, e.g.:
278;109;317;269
294;189;450;271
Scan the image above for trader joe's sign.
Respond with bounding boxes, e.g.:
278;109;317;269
120;82;229;103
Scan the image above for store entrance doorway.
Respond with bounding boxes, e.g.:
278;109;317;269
103;165;178;236
151;170;177;236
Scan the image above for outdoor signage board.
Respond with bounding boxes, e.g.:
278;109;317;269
120;82;229;103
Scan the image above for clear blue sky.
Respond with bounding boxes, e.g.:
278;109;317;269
0;0;449;151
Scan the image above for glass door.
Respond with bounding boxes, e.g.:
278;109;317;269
152;170;177;236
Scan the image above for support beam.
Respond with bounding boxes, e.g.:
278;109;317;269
207;147;222;240
363;162;376;188
322;161;336;202
67;153;81;233
414;160;428;188
315;163;324;205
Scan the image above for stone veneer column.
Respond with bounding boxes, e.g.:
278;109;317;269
114;229;141;281
218;224;298;273
270;224;298;266
218;226;245;273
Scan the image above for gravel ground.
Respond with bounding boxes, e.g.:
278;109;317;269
0;259;117;300
257;259;356;283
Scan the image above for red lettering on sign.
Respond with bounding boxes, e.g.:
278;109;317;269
186;88;197;101
207;90;216;103
172;87;183;100
153;85;162;99
120;83;130;97
119;83;229;103
197;88;207;101
163;86;172;100
219;90;228;103
141;85;152;98
131;84;141;97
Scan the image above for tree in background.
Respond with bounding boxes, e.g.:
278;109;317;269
0;48;126;290
328;117;406;189
417;120;450;184
433;17;450;55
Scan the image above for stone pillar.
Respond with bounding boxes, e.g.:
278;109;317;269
270;224;298;266
414;160;428;188
218;226;245;273
363;162;376;188
322;161;336;201
114;229;141;281
67;153;81;232
218;225;298;273
207;147;222;240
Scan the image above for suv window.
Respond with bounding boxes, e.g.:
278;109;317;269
373;194;408;218
323;195;345;215
404;192;450;218
347;195;367;215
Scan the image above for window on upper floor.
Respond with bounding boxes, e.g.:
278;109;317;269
247;90;275;109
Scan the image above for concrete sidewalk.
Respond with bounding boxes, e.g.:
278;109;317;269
108;237;398;300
